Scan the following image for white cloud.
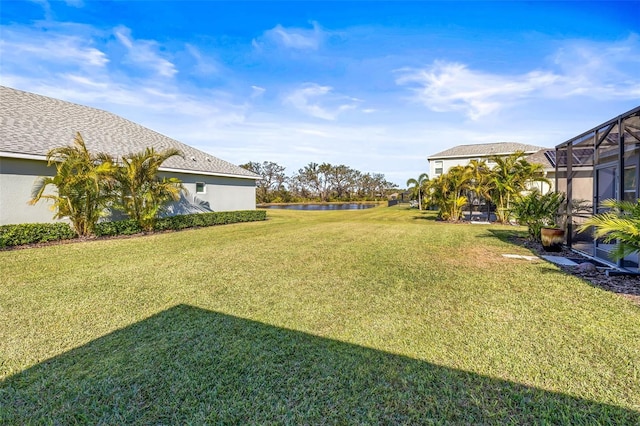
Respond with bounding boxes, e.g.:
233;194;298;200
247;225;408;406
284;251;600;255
396;61;560;120
0;25;246;143
254;21;325;50
0;30;108;68
549;34;640;98
251;85;266;98
185;43;219;76
114;26;177;78
396;35;640;120
284;83;360;120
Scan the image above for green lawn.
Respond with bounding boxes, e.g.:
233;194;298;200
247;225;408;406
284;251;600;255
1;206;639;423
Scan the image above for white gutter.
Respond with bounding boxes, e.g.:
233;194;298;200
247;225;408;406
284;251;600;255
158;166;261;180
0;151;48;161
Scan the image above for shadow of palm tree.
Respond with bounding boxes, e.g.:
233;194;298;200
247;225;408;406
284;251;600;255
480;228;528;245
2;305;637;424
411;210;438;221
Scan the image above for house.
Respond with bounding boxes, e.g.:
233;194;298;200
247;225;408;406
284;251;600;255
555;105;640;272
523;148;556;194
0;86;260;226
428;142;554;192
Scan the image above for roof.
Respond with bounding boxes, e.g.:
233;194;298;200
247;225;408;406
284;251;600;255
428;142;547;160
0;85;260;180
525;148;555;169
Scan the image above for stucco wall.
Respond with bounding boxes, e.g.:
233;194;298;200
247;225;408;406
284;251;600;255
159;171;257;212
0;157;61;225
0;157;257;226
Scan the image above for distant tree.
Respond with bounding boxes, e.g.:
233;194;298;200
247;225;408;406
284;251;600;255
30;132;116;236
298;162;333;201
243;160;395;203
406;173;429;210
115;147;184;231
240;161;287;203
329;164;355;200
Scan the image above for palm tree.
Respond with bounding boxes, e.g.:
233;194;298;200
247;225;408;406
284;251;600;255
578;199;640;261
489;151;549;223
30;132;116;236
466;159;494;219
426;166;471;221
406;173;429;210
116;147;184;231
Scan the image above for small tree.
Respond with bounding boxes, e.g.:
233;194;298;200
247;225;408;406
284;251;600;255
115;147;184;231
406;173;429;210
512;191;566;242
29;132;116;236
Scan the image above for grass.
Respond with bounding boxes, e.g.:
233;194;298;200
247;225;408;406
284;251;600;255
1;206;639;423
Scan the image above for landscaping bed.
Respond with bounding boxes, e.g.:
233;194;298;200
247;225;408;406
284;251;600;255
516;236;640;305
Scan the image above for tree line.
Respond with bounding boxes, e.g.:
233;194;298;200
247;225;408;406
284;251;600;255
407;151;549;223
240;161;397;203
30;132;183;236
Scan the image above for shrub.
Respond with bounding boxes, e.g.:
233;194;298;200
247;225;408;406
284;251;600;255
94;219;143;237
0;222;76;248
3;211;267;246
512;191;566;242
95;210;267;236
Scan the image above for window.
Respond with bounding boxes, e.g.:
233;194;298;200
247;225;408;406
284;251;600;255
195;182;206;194
434;161;443;175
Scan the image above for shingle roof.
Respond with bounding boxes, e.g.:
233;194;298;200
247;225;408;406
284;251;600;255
428;142;547;160
525;148;554;169
0;85;259;179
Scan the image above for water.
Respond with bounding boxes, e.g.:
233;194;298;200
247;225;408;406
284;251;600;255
260;203;378;211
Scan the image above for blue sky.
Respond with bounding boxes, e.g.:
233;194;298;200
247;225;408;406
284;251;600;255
1;1;639;186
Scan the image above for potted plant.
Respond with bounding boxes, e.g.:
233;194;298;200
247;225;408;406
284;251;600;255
540;193;570;252
512;191;566;251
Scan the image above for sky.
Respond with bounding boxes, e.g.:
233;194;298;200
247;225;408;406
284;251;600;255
1;1;639;186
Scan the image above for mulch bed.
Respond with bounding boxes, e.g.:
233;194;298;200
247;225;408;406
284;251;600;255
514;236;640;305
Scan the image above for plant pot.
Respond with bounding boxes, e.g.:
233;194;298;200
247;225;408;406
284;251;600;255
541;227;565;252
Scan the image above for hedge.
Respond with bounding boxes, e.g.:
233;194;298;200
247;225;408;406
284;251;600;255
0;222;76;248
1;211;267;247
95;210;267;237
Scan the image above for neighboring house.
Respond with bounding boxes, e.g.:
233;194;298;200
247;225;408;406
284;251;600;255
523;148;556;193
0;85;260;226
427;142;554;192
428;142;547;175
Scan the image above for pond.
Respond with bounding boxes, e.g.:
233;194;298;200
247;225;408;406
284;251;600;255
259;203;378;211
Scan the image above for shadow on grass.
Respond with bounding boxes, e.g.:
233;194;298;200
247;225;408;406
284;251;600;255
410;210;438;221
481;228;528;245
2;305;637;424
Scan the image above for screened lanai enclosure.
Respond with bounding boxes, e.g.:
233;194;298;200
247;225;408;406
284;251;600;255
555;106;640;272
